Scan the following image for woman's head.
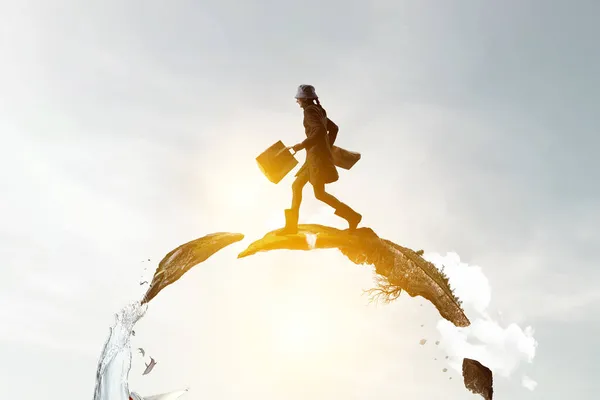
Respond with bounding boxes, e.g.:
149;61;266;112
294;84;321;107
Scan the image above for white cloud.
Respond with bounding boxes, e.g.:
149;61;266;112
522;375;538;391
425;252;491;315
425;252;538;384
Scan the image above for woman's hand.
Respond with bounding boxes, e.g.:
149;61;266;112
290;143;303;153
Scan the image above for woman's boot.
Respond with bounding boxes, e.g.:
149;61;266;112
279;208;299;235
334;203;362;231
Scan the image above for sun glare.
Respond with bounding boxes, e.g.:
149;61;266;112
268;295;334;360
223;175;262;211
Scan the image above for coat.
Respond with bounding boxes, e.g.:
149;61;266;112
295;104;339;185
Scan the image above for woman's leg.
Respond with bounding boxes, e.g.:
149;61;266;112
279;173;309;234
291;173;309;212
312;183;343;209
313;183;362;230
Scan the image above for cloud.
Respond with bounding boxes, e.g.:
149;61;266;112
522;375;538;391
425;252;491;316
424;252;538;385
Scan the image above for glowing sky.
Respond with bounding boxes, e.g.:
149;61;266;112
1;1;598;399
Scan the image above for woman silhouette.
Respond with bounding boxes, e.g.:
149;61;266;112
280;84;362;234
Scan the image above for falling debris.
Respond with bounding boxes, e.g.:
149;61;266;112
450;377;453;380
143;357;157;375
435;340;440;345
434;358;437;361
445;356;449;359
463;358;493;400
139;281;148;286
138;348;145;357
419;339;427;345
238;224;470;327
132;330;135;336
420;324;424;327
443;368;448;372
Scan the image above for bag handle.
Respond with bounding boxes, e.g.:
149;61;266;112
276;146;297;157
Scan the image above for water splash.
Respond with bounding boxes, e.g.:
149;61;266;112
91;232;244;399
304;233;318;249
93;301;147;400
138;389;189;400
92;301;189;400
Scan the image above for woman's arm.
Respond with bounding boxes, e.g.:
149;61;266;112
326;118;338;146
292;106;327;151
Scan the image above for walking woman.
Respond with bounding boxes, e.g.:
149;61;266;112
280;84;362;234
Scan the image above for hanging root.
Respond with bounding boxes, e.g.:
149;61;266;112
364;274;403;304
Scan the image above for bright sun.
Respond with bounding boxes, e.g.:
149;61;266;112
268;294;334;360
272;309;324;355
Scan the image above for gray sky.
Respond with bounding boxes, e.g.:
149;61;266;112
1;0;598;398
